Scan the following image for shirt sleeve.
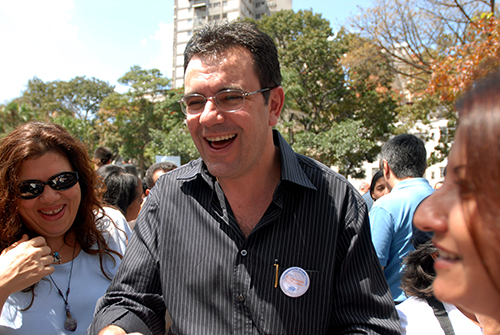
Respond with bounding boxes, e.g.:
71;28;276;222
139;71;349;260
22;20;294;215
369;204;394;267
89;199;167;335
330;191;401;334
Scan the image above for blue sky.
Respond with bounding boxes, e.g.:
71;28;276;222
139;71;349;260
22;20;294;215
0;0;373;103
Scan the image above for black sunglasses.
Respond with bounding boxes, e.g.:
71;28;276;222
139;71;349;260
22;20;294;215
18;171;79;200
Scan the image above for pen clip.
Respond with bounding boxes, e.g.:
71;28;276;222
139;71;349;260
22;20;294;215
273;259;279;288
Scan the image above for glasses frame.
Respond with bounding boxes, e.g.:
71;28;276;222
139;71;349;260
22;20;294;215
18;171;79;200
179;87;273;115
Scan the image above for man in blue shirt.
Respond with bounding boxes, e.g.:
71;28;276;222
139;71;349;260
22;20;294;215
370;134;434;303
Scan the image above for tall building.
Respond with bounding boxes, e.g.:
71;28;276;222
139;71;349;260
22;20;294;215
172;0;292;88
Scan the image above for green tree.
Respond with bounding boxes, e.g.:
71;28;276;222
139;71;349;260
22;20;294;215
0;101;40;137
257;10;398;177
3;76;115;150
97;66;193;175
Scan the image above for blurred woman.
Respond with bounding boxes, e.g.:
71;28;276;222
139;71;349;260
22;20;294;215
370;169;390;202
0;122;129;334
97;164;143;227
413;70;500;333
397;241;482;334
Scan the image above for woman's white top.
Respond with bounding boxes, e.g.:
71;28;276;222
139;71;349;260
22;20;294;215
0;209;130;335
397;296;483;335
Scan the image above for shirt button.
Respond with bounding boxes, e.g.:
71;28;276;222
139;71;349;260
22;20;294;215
240;249;248;257
237;294;245;302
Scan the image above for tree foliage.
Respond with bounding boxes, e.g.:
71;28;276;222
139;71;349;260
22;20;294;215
257;10;398;177
351;0;498;164
353;0;496;83
96;66;197;175
429;13;500;102
0;76;115;149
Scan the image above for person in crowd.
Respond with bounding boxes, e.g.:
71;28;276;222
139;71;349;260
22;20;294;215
144;161;178;196
413;70;500;334
369;133;435;304
369;170;390;204
0;122;129;334
93;147;113;170
396;241;482;334
97;165;143;227
122;164;139;178
360;180;374;211
89;20;400;335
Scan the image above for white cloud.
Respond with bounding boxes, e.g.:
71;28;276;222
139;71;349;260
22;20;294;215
0;0;80;102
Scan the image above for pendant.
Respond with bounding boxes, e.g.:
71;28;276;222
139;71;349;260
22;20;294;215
53;251;62;264
64;311;77;332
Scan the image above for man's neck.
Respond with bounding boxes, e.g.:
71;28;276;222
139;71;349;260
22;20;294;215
217;146;281;238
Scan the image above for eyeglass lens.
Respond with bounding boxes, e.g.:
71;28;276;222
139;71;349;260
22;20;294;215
182;90;246;114
19;171;79;199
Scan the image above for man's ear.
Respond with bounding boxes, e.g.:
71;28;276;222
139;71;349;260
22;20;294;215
383;160;391;180
268;86;285;127
145;189;150;196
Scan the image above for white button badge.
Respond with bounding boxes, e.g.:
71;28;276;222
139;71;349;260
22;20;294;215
279;266;310;298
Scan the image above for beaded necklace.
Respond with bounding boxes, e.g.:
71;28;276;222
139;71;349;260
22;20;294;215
48;244;77;332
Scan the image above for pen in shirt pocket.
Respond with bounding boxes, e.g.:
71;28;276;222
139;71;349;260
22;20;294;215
274;259;279;288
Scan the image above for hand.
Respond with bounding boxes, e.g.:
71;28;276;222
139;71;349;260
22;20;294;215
98;325;144;335
0;235;54;300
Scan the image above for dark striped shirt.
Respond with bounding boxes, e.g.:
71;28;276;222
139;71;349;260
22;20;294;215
89;130;401;335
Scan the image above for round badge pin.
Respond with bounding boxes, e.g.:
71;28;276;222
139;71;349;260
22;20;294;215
279;266;310;298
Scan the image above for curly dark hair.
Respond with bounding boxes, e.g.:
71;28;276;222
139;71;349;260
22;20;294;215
400;241;438;299
0;122;123;304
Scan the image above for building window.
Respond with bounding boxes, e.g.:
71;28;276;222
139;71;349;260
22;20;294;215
440;167;446;178
256;2;260;7
223;0;228;6
255;13;261;19
222;12;227;18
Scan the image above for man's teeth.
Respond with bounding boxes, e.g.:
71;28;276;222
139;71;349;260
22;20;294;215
41;206;64;215
438;250;460;260
207;134;236;142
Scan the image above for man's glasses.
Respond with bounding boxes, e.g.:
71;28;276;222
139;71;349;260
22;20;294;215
179;87;272;115
18;171;79;200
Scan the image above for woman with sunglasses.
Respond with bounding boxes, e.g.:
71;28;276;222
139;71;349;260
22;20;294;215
413;70;500;334
0;122;129;334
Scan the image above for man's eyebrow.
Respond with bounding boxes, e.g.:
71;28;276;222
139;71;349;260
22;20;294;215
185;86;243;96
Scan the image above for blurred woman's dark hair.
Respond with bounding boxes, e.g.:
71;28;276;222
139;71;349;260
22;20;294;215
400;240;438;299
97;164;139;217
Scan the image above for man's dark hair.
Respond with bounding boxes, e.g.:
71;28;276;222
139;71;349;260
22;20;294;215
93;146;113;167
183;20;281;102
145;161;178;189
380;134;427;179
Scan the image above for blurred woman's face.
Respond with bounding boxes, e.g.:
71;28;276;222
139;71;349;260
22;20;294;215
413;130;500;318
371;178;389;201
17;152;81;241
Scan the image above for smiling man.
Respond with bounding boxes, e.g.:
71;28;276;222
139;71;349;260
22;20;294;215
90;21;401;335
